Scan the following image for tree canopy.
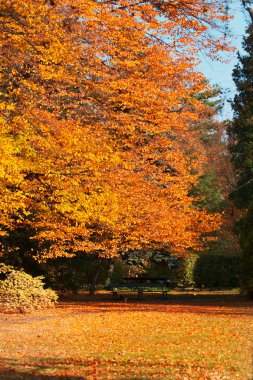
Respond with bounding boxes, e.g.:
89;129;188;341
0;0;231;259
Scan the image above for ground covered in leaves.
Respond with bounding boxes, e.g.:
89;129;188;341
0;292;252;380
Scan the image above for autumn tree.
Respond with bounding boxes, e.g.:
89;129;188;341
0;0;231;262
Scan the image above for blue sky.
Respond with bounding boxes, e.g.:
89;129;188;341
198;1;250;120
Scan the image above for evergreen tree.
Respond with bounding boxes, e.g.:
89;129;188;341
229;23;253;208
229;5;253;298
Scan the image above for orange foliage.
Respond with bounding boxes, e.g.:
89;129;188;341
0;0;231;258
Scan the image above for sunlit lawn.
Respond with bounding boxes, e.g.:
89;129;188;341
0;292;252;379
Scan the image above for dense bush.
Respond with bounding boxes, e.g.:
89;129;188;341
176;255;199;288
8;250;239;295
42;256;130;292
110;259;129;282
43;257;89;293
194;253;240;288
145;254;198;288
145;253;240;289
0;264;58;313
42;256;107;292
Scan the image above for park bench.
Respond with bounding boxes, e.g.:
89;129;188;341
107;277;171;300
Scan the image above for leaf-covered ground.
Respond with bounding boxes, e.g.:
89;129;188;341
0;293;252;379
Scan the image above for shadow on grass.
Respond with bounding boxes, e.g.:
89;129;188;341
0;357;174;380
0;356;222;380
0;368;83;380
56;292;253;316
1;294;252;325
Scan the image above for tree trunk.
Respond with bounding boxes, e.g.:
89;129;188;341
104;258;115;287
89;258;102;295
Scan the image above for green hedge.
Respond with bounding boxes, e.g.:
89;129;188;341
145;253;240;289
145;254;198;288
194;254;240;288
25;252;240;292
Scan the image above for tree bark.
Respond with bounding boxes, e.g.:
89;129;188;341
104;258;115;287
89;258;102;295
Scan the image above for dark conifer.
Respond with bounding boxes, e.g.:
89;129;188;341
229;9;253;298
229;23;253;207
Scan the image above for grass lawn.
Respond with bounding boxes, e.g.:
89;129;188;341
0;292;252;379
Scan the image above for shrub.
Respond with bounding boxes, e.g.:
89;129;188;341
145;254;198;288
43;256;131;292
43;256;110;292
110;259;129;282
0;264;58;313
175;255;199;288
194;253;240;288
145;253;240;289
43;258;89;293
